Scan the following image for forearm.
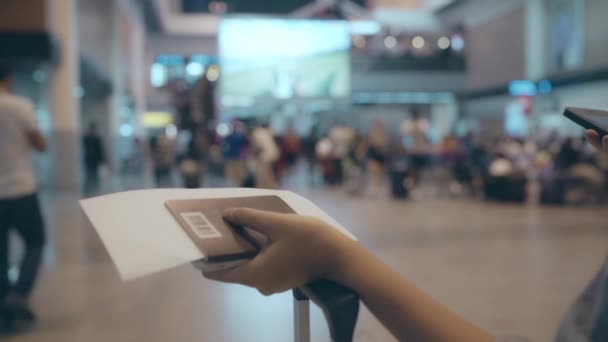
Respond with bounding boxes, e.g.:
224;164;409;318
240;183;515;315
330;242;493;342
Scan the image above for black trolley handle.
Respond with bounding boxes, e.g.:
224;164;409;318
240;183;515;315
294;280;360;342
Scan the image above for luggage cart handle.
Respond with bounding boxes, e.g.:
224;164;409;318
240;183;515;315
294;280;360;342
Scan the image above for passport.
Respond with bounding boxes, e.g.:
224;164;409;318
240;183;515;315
165;195;295;263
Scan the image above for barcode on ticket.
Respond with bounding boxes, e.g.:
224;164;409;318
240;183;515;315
179;212;222;239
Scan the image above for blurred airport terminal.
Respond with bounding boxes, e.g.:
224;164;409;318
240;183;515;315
1;0;608;341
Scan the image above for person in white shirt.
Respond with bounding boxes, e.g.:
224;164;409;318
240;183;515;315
0;64;47;332
329;123;355;184
401;108;431;186
251;123;279;189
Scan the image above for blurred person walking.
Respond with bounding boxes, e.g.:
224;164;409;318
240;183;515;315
0;65;47;332
367;120;388;195
328;122;355;185
281;126;301;170
251;123;279;189
303;122;321;185
222;120;248;187
556;138;582;171
278;126;301;183
345;132;369;196
178;129;205;189
149;130;175;187
82;122;106;194
401;108;431;187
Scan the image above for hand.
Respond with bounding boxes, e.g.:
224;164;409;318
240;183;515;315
202;208;355;296
585;129;608;153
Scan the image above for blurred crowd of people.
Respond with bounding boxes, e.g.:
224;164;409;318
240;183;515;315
313;114;608;206
435;132;608;205
95;119;302;192
81;107;608;208
314;109;433;198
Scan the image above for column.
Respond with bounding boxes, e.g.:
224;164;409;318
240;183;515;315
48;0;81;191
131;8;147;138
109;0;125;172
525;0;546;80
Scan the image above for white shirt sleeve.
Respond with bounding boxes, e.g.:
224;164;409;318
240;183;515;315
20;100;38;132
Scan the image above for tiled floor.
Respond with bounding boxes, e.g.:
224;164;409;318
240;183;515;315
4;178;608;341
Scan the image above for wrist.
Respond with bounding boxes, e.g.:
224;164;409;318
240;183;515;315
323;236;369;288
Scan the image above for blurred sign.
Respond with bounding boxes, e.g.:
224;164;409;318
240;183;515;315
142;111;173;128
509;80;537;96
509;80;553;97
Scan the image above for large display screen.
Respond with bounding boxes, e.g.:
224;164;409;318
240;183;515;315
219;18;351;105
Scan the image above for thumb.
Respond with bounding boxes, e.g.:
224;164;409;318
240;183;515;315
585;130;601;149
223;207;293;238
602;135;608;153
203;247;285;295
202;248;274;285
203;261;253;284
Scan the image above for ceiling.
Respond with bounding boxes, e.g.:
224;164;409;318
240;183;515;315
221;0;367;14
370;0;455;11
140;0;459;35
177;0;451;14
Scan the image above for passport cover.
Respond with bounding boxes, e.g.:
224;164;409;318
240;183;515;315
165;195;295;263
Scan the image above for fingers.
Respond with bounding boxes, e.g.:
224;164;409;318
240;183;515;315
585;129;608;152
223;207;296;238
585;130;601;149
203;262;253;284
202;250;282;295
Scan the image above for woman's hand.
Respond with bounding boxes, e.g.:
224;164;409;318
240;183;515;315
204;208;493;342
585;129;608;152
202;208;356;295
